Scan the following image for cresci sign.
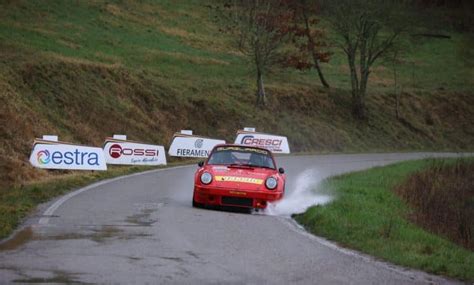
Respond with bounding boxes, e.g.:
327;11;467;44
234;130;290;154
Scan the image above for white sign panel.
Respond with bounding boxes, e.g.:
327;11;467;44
42;135;58;142
113;134;127;140
234;131;291;154
103;139;167;166
29;140;107;171
181;130;193;135
168;134;225;158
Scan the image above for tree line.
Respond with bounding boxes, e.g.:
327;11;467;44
210;0;469;120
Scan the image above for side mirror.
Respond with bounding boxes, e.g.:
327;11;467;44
198;161;204;167
278;167;285;174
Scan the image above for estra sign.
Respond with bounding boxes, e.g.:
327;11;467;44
234;130;290;154
103;138;166;166
168;133;225;158
29;140;107;171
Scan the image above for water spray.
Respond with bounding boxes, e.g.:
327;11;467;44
265;168;332;216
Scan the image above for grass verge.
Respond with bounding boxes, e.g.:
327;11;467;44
0;159;196;240
294;158;474;281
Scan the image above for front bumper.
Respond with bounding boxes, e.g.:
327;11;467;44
193;185;283;209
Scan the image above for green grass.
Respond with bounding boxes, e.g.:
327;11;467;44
294;159;474;281
0;0;246;80
1;0;472;91
0;159;196;240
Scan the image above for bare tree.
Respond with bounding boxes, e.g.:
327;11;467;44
320;0;409;119
216;0;291;106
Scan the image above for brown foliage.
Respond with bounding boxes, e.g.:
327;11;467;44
395;160;474;250
280;0;332;70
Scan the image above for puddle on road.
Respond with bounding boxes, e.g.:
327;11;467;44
45;226;124;243
125;206;159;227
0;227;35;251
0;203;162;251
91;226;123;243
0;225;152;252
127;256;143;262
12;270;83;284
160;256;184;263
47;226;151;243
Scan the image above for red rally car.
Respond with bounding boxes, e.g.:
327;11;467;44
193;144;286;210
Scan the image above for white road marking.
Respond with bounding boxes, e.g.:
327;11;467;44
38;165;192;225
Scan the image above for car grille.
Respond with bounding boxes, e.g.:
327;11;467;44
222;196;253;207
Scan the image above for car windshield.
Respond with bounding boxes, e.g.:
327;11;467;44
208;146;275;169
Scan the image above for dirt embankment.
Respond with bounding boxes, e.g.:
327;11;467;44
1;52;473;189
395;159;474;250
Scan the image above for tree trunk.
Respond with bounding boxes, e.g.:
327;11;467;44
392;55;400;120
358;35;369;119
256;69;266;106
348;52;358;100
355;75;368;120
357;61;369;120
352;91;366;120
347;50;366;119
395;92;400;120
312;53;330;89
302;5;330;88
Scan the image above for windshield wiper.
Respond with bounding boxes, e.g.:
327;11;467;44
256;165;275;170
228;163;254;169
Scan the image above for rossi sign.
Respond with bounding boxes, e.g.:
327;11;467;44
234;130;290;154
103;138;166;165
168;133;225;158
29;140;107;171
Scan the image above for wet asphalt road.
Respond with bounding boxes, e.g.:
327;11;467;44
0;153;465;284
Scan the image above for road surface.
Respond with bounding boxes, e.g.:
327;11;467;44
0;153;463;284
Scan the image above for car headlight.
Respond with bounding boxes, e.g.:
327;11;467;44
200;172;212;184
265;177;278;190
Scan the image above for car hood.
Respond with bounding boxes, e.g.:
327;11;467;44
207;165;275;191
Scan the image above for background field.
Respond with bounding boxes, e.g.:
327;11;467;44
1;0;473;188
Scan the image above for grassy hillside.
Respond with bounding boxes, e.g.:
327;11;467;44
0;0;473;188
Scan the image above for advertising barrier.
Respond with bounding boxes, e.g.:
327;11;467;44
168;133;225;158
103;138;167;166
234;130;290;154
29;139;107;171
